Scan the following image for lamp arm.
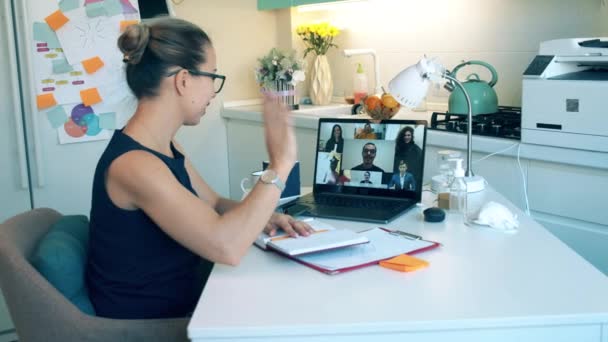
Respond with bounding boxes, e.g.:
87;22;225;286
442;73;475;177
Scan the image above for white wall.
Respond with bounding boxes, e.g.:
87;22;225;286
291;0;608;107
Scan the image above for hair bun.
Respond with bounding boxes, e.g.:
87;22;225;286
117;23;150;65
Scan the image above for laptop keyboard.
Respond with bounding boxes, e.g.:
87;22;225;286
311;195;406;210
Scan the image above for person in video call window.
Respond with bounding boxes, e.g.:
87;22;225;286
355;123;377;139
360;171;373;184
388;160;416;191
352;142;385;173
324;124;344;153
393;126;422;183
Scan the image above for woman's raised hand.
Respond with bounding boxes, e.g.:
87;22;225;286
262;92;296;178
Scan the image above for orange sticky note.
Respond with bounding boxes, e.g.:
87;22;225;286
379;254;429;272
80;88;102;106
120;20;139;32
82;56;104;74
45;10;70;31
36;93;58;109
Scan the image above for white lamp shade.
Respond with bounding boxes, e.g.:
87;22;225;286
388;57;447;108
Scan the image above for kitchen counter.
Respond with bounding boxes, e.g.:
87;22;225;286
221;104;608;170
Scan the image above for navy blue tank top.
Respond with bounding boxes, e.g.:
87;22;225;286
86;129;213;319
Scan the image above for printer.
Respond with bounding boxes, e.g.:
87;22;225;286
522;38;608;152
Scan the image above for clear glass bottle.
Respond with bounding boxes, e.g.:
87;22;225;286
449;159;467;215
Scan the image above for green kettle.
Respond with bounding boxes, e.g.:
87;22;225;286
448;60;498;115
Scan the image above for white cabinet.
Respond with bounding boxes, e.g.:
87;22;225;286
528;161;608;273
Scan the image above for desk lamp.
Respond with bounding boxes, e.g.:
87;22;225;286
388;57;485;192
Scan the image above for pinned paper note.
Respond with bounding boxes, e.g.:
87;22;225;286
58;0;79;12
98;112;117;129
46;106;68;128
104;0;123;16
82;56;104;74
120;19;139;32
45;10;70;31
33;22;61;48
85;2;106;17
84;0;103;4
52;58;74;74
37;93;58;109
120;0;139;14
80;88;102;106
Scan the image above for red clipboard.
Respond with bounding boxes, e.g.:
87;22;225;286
266;228;441;275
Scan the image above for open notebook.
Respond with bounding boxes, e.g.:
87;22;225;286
255;219;369;256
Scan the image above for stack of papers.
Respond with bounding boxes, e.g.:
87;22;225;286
255;220;440;275
295;228;437;274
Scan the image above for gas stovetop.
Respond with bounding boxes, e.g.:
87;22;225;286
430;106;521;140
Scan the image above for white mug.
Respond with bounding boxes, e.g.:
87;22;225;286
240;170;264;198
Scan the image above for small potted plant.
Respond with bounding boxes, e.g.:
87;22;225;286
255;48;305;110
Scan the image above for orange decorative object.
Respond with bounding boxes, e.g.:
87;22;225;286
45;10;69;31
80;88;103;106
36;93;57;109
82;57;105;74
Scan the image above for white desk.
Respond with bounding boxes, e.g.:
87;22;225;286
188;188;608;342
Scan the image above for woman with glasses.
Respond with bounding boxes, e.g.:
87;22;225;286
86;17;312;320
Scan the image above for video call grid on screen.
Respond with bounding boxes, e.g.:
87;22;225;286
314;119;426;198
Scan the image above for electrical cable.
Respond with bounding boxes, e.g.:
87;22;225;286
517;143;531;216
469;142;531;216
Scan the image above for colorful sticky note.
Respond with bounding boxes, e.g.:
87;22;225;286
120;0;139;14
104;0;123;16
379;254;429;272
84;0;104;4
37;93;58;109
85;2;106;17
52;58;74;74
83;113;102;136
46;106;68;128
98;112;117;129
44;10;69;31
33;22;61;48
58;0;79;12
82;56;104;74
120;19;139;32
80;88;102;106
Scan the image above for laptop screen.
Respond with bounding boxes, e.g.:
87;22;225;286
313;118;427;200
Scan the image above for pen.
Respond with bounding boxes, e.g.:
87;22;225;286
381;227;422;240
270;229;329;242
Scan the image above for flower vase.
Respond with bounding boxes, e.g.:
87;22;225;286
310;55;333;105
274;80;299;110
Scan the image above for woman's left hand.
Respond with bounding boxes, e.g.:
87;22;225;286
264;213;314;238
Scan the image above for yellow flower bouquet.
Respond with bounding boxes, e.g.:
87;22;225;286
296;22;340;57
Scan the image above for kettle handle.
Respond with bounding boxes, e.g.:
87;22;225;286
450;60;498;87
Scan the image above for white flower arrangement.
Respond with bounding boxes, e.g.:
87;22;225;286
255;48;305;90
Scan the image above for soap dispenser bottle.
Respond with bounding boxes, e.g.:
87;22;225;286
353;63;368;105
449;158;467;215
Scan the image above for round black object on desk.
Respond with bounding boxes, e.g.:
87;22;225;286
424;207;445;222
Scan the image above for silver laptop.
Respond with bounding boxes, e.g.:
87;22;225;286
282;118;427;223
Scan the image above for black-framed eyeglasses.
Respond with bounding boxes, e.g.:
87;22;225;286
166;68;226;94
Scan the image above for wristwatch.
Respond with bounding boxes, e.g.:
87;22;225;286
259;169;285;192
